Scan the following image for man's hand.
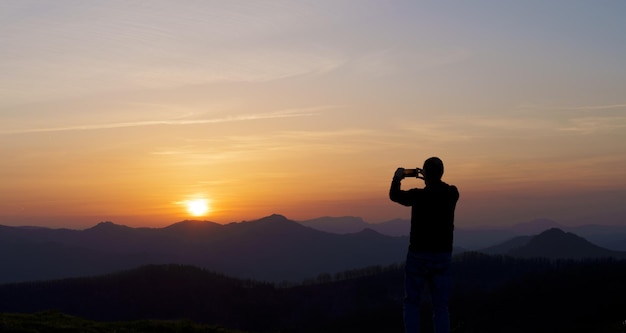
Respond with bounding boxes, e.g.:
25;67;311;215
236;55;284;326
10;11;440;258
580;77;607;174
394;167;405;181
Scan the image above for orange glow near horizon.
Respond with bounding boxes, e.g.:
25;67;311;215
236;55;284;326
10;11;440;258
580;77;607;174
1;134;625;230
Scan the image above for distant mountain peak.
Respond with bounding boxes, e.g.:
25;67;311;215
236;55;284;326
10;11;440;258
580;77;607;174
529;228;596;249
357;228;382;236
540;227;566;236
256;214;289;223
533;228;582;242
164;220;222;231
86;221;129;231
509;227;620;259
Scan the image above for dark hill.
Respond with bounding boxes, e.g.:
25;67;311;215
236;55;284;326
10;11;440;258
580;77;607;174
0;263;407;332
509;228;626;259
2;256;626;333
0;265;277;330
479;228;626;260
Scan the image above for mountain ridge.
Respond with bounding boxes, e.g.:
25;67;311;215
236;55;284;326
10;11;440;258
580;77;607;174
2;214;626;283
298;216;626;251
481;227;626;260
0;214;408;284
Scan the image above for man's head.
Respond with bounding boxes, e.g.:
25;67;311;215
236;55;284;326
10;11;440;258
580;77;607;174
423;157;444;181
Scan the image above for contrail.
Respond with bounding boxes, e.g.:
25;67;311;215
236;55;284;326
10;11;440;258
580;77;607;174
1;108;328;135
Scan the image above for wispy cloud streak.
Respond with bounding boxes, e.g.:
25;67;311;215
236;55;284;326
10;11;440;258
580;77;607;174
556;104;626;111
519;103;626;111
1;108;325;135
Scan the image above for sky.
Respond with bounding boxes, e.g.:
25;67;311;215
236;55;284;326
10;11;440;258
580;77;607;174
1;1;625;229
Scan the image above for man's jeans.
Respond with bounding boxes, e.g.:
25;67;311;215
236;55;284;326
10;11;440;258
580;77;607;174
404;251;452;333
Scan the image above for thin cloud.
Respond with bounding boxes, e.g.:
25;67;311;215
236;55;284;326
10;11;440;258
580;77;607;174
514;103;626;133
555;104;626;111
1;108;328;135
518;103;626;111
558;116;626;134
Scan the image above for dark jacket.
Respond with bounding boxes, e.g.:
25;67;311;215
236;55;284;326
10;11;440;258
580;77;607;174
389;179;459;253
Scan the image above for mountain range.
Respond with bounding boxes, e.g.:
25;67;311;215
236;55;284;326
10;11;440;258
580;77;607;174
2;214;625;284
0;214;408;284
300;216;626;251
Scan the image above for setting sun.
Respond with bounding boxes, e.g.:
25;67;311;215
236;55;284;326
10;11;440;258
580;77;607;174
185;199;210;217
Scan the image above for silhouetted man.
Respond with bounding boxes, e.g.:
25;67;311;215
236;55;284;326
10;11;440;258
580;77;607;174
389;157;459;333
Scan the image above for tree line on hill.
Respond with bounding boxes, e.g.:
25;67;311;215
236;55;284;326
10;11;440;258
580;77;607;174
1;253;625;333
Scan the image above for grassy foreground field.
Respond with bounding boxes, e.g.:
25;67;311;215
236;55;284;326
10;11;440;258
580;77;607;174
0;311;245;333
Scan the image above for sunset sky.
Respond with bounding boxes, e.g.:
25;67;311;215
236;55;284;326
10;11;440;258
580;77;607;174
2;1;625;229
